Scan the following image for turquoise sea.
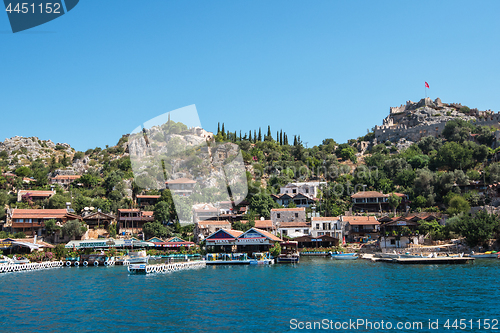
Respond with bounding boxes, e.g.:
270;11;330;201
1;258;500;332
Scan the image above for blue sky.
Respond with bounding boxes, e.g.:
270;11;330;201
1;0;500;151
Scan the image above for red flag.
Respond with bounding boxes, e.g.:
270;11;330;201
425;81;430;88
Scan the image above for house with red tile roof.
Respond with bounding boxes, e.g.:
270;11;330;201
195;219;231;242
17;190;55;202
50;175;81;187
341;215;380;242
351;191;408;212
9;209;81;236
310;216;342;239
136;194;160;208
117;209;154;235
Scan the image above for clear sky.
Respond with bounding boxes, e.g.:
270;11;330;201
1;1;500;151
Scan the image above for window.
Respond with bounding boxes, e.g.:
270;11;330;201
316;224;320;229
292;189;297;194
390;239;396;245
277;213;281;219
305;189;309;193
295;213;298;218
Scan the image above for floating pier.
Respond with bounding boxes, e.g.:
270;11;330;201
0;261;64;273
128;261;206;274
363;254;474;264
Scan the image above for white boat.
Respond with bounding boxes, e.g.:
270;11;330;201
331;253;358;260
122;250;150;264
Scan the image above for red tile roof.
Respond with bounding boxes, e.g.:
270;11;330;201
117;209;140;212
18;190;55;197
351;191;387;199
11;209;73;219
279;222;310;228
342;216;380;225
241;220;273;229
52;175;81;180
143;211;154;217
252;228;282;242
136;195;160;199
225;229;244;238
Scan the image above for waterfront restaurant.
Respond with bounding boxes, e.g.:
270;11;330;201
65;238;154;249
151;236;196;251
235;228;282;254
205;229;243;253
293;235;339;249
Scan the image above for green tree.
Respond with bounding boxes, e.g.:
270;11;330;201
143;221;173;239
61;220;87;239
446;195;470;216
249;193;280;218
449;210;499;247
45;219;61;236
154;201;172;224
388;193;402;214
14;166;32;178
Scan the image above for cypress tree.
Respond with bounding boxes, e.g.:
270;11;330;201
285;134;288;145
276;131;279;143
254;130;257;143
280;130;283;145
239;130;242;141
258;128;262;142
217;122;220;135
249;130;252;142
293;135;297;146
221;123;225;136
267;125;271;138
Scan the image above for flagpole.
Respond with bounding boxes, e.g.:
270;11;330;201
425;84;427;99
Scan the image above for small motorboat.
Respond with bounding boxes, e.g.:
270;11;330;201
330;252;358;260
249;252;274;265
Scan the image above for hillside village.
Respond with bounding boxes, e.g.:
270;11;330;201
2;98;500;256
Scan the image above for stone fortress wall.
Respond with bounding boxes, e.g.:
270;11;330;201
374;97;500;143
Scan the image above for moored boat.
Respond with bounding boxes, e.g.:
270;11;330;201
330;252;358;260
276;241;299;264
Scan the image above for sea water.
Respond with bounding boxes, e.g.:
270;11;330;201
1;258;499;332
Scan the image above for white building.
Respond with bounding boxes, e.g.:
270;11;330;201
310;216;342;239
279;181;327;198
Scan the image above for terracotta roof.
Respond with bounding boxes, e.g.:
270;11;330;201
117;209;140;213
271;208;305;212
278;222;310;228
11;209;73;219
351;191;387;199
311;216;340;221
225;229;244;238
143;211;154;217
136;195;160;199
251;228;282;242
52;175;81;180
241;220;273;229
198;220;231;225
165;177;196;184
342;216;380;225
18;190;55;197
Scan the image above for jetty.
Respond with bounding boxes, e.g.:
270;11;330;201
128;260;206;274
0;261;64;273
362;254;474;264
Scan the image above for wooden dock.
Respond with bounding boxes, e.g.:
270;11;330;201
366;255;474;264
